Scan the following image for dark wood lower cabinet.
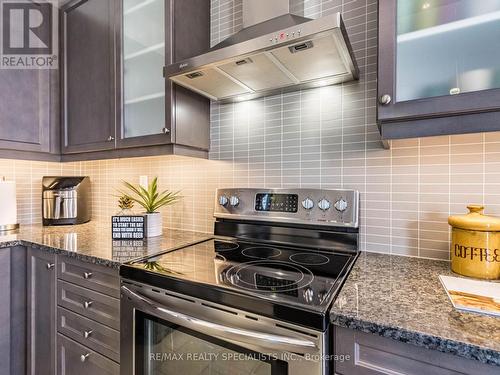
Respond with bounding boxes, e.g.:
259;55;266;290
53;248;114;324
57;334;120;375
56;257;120;373
58;307;120;363
27;249;57;375
0;246;121;374
334;326;498;375
0;247;27;375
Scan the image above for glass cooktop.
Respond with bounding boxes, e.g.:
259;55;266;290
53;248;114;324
123;238;357;313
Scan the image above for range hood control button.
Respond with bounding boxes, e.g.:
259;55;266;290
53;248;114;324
318;199;331;211
302;198;314;210
218;196;229;207
229;196;240;207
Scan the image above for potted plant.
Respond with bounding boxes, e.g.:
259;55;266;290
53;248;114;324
119;177;181;237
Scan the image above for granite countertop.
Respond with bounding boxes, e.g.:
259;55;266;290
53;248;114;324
0;222;210;269
331;252;500;366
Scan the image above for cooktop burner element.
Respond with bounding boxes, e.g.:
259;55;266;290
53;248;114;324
289;252;330;266
225;260;313;295
121;188;360;330
213;240;239;252
241;246;282;259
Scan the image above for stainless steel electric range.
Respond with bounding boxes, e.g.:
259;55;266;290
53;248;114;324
120;188;359;375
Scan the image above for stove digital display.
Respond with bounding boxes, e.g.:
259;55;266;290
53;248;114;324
255;274;299;297
255;193;298;213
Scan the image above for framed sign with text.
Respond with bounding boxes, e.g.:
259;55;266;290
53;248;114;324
111;215;146;239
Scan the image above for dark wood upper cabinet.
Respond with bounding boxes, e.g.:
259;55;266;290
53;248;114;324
0;70;49;152
115;0;210;151
0;65;59;160
61;0;116;154
377;0;500;139
60;0;210;158
0;0;209;161
115;0;170;148
0;0;59;161
170;0;210;151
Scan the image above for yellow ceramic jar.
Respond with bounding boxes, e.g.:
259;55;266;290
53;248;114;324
448;205;500;280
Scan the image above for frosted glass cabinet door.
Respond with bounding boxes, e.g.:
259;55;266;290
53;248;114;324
377;0;500;138
396;0;500;102
122;0;167;140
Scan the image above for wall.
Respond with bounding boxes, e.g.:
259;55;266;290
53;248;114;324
1;0;500;261
207;0;500;260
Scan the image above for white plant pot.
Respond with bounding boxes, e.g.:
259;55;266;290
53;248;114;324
144;212;162;237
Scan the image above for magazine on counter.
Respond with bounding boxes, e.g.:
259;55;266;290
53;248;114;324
439;275;500;317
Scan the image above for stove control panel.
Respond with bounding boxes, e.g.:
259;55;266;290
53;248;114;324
215;188;359;228
255;193;298;213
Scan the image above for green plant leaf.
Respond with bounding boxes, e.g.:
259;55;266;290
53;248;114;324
119;178;182;213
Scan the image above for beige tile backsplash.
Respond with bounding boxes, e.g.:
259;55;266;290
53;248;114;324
1;0;500;261
2;130;500;262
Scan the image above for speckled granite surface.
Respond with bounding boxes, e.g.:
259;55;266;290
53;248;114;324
331;252;500;366
0;222;210;269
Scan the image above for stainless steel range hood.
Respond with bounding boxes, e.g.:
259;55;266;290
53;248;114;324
165;0;359;103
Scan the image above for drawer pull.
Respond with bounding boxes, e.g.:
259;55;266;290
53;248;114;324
46;263;55;270
83;301;93;309
83;272;93;279
80;353;90;362
83;329;93;339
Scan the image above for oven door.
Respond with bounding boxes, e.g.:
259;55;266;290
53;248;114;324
121;282;327;375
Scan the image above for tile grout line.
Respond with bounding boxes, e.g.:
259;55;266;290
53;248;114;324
299;90;302;188
320;87;323;188
448;135;451;261
281;94;284;188
483;132;486;208
418;137;421;257
340;0;344;189
364;0;368;252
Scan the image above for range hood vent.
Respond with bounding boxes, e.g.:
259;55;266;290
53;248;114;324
165;3;359;103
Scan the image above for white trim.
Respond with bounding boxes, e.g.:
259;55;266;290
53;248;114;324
124;92;165;105
398;11;500;43
124;0;160;16
124;43;164;60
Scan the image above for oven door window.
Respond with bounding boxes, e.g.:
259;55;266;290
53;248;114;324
135;312;288;375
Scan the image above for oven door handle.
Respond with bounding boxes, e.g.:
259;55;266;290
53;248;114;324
121;286;319;354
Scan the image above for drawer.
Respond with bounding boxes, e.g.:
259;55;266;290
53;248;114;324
58;307;119;362
58;280;120;330
58;257;120;298
57;334;119;375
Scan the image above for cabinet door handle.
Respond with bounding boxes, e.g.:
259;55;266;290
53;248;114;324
83;301;93;309
83;330;93;339
162;127;170;134
80;353;90;362
83;272;93;279
379;94;392;105
46;263;55;270
107;135;115;142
